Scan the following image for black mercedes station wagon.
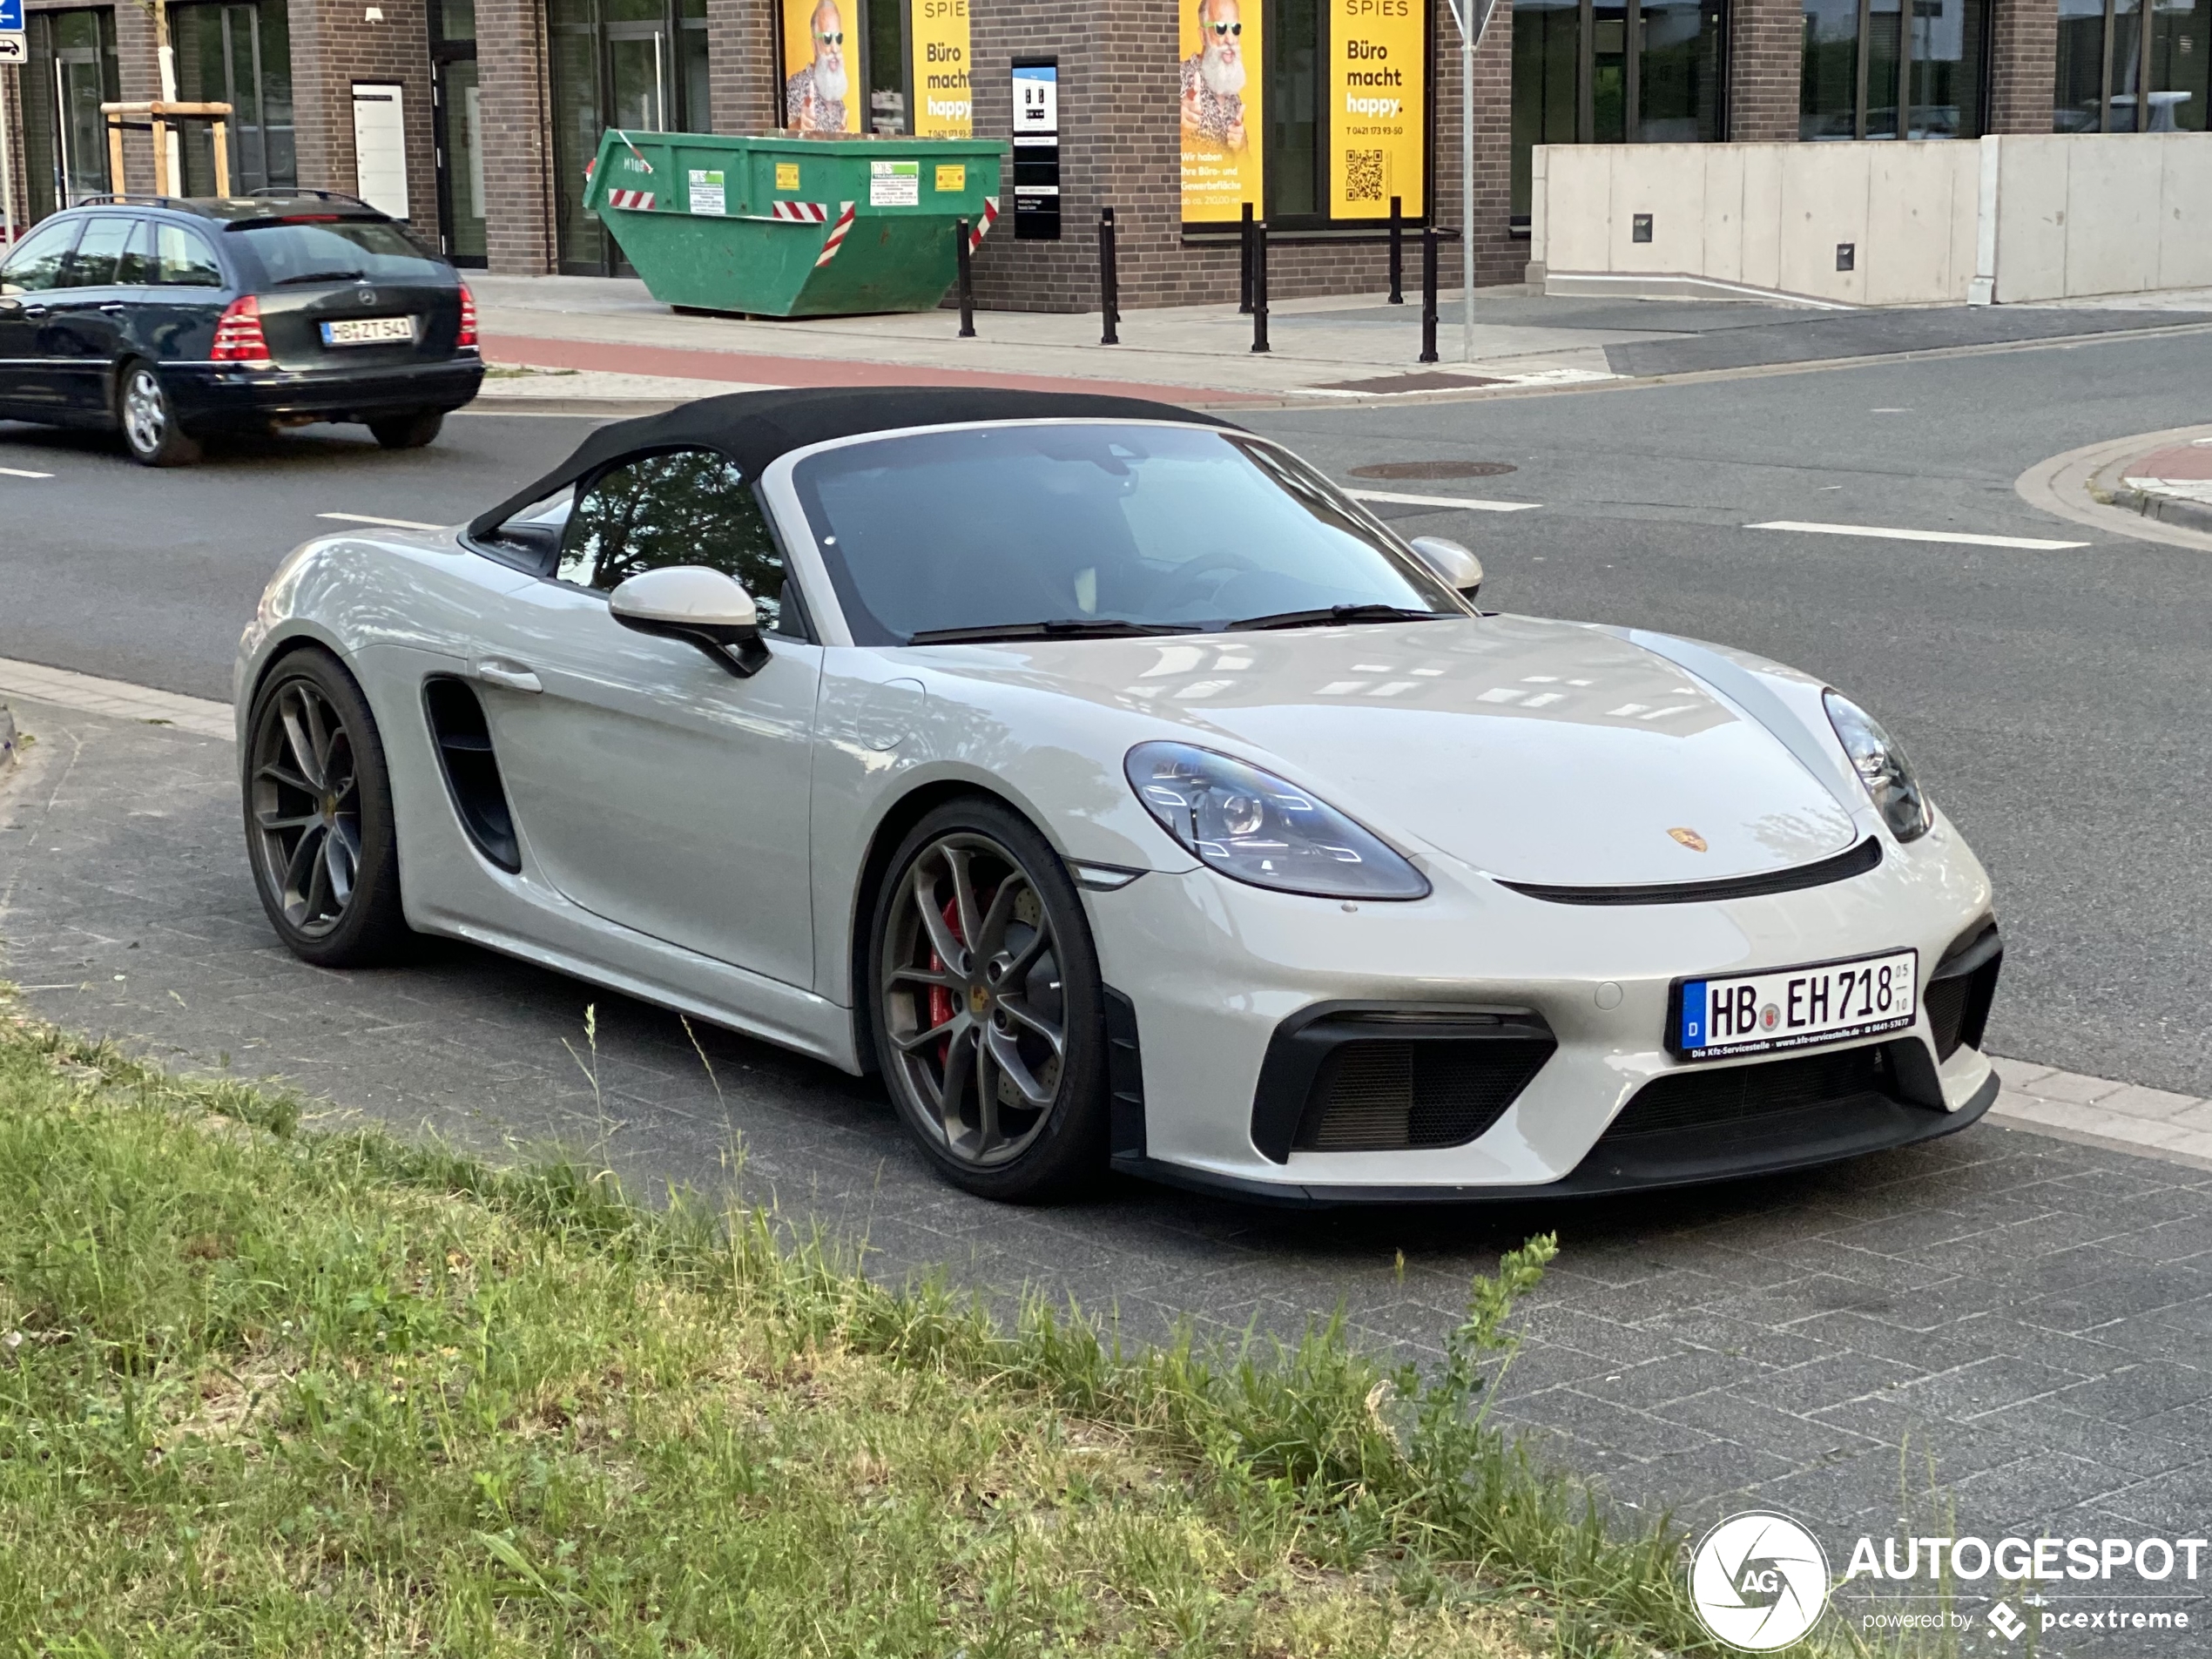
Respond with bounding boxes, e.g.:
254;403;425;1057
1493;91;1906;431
0;192;484;467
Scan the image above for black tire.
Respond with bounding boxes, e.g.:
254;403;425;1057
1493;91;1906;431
368;410;445;450
868;798;1109;1203
118;361;201;467
242;647;411;967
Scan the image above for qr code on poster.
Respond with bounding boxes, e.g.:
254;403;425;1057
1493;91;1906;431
1345;149;1385;203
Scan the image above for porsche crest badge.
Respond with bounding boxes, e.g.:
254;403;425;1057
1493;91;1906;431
1668;827;1709;853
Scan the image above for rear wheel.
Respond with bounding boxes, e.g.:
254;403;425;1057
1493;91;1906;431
244;648;410;966
368;410;444;450
118;362;200;467
870;799;1109;1202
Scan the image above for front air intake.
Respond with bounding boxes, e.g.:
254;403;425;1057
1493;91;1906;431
1250;1006;1557;1162
1296;1035;1555;1151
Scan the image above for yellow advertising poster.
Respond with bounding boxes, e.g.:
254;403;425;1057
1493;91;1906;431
1178;0;1262;224
780;0;861;133
1330;0;1425;219
911;0;974;136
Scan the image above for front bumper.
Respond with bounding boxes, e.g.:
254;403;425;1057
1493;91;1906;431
1083;811;2000;1202
165;356;485;427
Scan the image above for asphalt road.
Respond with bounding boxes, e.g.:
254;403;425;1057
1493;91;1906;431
3;328;2209;1101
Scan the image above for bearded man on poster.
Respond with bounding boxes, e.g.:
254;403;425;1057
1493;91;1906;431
1180;0;1249;151
786;0;851;133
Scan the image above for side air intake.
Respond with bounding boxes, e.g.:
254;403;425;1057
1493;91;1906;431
422;677;520;873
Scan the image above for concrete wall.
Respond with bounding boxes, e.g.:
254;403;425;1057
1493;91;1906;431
1533;132;2212;306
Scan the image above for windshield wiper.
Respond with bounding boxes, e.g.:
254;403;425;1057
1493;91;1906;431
1226;604;1459;632
273;269;368;286
906;618;1204;644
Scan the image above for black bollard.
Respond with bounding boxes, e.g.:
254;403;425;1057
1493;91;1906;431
1239;201;1254;314
1419;226;1439;363
1387;196;1404;304
1251;218;1270;353
1099;206;1120;346
955;218;976;338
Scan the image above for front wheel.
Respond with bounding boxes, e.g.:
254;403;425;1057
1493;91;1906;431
870;799;1110;1202
119;362;200;467
243;648;410;966
368;410;444;449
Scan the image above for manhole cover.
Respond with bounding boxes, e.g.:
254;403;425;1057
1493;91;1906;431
1349;458;1516;479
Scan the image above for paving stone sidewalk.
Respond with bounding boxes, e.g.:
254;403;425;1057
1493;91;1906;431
3;696;2209;1646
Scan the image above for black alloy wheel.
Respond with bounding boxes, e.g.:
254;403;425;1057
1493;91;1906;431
244;648;409;966
872;799;1109;1201
118;361;201;467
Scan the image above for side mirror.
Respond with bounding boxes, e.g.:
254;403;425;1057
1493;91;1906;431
1408;536;1483;599
608;565;771;678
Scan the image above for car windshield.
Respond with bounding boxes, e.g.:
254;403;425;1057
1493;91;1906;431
235;219;448;285
789;422;1464;644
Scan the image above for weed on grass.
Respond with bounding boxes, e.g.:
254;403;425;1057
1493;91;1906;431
0;997;1859;1657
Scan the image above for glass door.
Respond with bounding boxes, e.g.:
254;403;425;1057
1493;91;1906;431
606;23;672;132
433;0;487;264
30;10;122;216
548;0;706;275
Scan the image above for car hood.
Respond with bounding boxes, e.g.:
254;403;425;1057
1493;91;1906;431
907;615;1863;887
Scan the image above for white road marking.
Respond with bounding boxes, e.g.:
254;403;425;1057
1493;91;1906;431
1747;519;2088;550
0;466;55;479
317;511;447;531
1346;488;1541;514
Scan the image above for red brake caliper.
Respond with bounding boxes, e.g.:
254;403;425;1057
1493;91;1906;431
927;894;965;1063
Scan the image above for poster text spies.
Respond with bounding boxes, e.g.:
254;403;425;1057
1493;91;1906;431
1844;1535;2211;1581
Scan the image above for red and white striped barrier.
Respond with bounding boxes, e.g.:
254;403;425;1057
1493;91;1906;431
968;197;1001;253
813;201;858;268
604;188;655;211
770;200;832;223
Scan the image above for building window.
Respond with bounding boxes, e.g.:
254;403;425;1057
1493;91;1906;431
172;0;297;192
23;9;121;221
1799;0;1990;138
1511;0;1728;219
2058;0;2209;129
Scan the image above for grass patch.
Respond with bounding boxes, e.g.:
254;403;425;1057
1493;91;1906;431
0;997;1818;1656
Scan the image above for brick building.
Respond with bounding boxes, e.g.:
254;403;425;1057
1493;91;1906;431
3;0;2203;308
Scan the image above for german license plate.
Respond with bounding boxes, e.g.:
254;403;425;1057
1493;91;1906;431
320;316;415;347
1674;948;1918;1061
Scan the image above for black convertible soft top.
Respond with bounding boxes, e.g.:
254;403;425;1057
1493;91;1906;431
465;385;1238;541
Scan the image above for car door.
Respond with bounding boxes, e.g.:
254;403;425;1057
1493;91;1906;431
0;216;84;415
467;447;824;988
130;221;231;366
43;214;139;419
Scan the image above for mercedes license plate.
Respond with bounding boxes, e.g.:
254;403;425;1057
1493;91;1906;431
320;316;415;347
1674;948;1917;1061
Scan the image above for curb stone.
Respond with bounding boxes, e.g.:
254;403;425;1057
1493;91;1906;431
0;705;15;778
2103;482;2212;536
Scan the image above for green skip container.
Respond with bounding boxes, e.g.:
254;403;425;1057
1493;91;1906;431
583;130;1004;318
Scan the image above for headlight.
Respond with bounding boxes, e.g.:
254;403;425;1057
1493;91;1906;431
1125;741;1431;900
1824;691;1932;843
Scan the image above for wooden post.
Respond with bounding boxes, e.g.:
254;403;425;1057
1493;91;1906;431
107;115;127;199
211;118;231;197
152;117;171;195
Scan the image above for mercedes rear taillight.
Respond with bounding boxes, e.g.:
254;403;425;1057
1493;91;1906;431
210;295;273;365
457;284;478;351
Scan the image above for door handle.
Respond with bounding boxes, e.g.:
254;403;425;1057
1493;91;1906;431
473;657;543;693
22;305;49;319
99;302;129;314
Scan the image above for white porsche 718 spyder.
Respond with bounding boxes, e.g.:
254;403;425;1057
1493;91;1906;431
236;388;2002;1204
